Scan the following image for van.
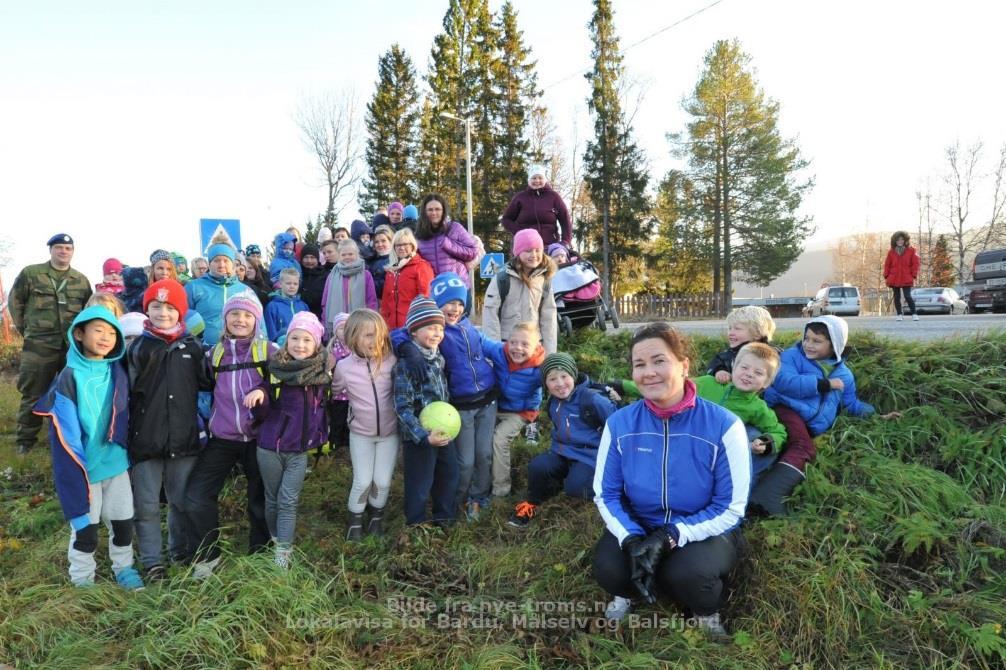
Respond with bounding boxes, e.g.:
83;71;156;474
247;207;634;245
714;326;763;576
806;284;861;317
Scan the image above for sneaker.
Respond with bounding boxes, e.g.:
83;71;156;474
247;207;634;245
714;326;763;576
895;314;903;322
604;596;633;621
72;578;96;588
912;314;919;321
192;557;221;581
145;564;167;582
465;500;481;523
16;444;31;456
507;501;538;528
524;422;539;444
694;612;730;642
275;547;291;570
115;566;145;591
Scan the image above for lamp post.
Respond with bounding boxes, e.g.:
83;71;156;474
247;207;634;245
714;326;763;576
439;111;474;235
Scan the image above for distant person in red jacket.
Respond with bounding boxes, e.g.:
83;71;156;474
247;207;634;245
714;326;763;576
500;165;572;247
883;230;920;322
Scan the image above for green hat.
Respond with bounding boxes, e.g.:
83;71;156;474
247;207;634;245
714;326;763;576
541;352;577;384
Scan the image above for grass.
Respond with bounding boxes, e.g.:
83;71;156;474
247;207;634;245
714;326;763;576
1;327;1006;669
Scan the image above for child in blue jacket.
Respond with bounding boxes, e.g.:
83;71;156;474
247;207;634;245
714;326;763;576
264;267;309;343
750;315;901;515
508;352;615;528
33;306;144;589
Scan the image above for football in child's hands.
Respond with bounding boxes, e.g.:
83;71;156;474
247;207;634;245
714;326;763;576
419;401;462;442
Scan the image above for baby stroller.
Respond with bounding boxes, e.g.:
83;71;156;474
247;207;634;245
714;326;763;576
552;257;620;337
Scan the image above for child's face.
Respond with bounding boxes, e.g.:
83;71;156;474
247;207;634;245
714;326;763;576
802;328;835;360
441;300;465;325
177;261;188;274
731;353;771;393
545;369;576;400
507;330;535;364
357;323;378;357
334;322;347;344
518;248;543;271
340;247;359;264
322;244;339;264
412;323;444;350
550;250;568;265
74;320;118;360
280;274;300;297
389;210;403;224
225;308;256;339
359;233;371;245
235;264;247;280
333;230;349;243
152;260;174;281
301;254;319;269
286;329;318;360
103;271;122;283
727;322;756;348
282;242;295;253
147;300;179;330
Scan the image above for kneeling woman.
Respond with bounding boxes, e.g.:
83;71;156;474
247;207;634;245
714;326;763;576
592;322;750;640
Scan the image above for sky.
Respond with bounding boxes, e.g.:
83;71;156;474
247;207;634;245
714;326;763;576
2;0;1005;292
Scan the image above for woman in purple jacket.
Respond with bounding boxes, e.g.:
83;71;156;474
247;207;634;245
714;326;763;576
500;165;572;248
415;194;479;288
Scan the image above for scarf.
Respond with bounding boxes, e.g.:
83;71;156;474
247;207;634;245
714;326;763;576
143;319;186;344
324;259;367;325
270;348;331;387
644;378;697;419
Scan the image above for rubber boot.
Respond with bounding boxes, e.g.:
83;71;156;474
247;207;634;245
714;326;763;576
346;511;364;541
366;505;385;537
748;462;804;517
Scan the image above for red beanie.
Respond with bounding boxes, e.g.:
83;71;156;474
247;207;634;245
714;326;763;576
143;279;188;319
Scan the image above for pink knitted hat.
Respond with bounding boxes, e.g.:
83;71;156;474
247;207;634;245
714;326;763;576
513;229;544;257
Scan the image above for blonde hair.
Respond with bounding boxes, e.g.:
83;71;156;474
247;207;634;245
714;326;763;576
86;292;126;317
337;239;359;256
510;320;541;339
388;228;418;266
725;305;776;342
735;342;781;385
279;267;300;281
344;308;391;373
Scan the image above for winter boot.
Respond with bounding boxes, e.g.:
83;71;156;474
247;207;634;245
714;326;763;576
748;462;804;517
365;505;385;537
346;511;364;542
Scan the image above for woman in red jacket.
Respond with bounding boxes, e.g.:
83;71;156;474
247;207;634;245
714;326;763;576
883;231;921;321
381;228;435;329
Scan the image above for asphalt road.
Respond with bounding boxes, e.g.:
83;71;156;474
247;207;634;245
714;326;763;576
617;313;1006;342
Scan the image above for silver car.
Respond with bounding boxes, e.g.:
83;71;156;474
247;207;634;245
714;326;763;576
910;287;968;315
806;285;861;317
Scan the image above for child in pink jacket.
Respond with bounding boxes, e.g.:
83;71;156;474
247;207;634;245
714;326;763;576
331;309;399;540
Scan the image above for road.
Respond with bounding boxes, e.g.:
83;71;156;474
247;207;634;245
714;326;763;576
616;313;1006;342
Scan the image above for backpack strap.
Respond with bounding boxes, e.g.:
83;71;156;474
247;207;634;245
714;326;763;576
211;339;270;379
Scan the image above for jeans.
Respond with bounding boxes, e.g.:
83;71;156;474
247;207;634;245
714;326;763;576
132;456;197;568
526;451;595;504
455;400;497;508
256;449;308;546
892;286;916;315
402;438;459;525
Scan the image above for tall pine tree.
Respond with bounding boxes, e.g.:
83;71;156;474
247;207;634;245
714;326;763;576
674;39;813;312
583;0;651;301
361;45;420;215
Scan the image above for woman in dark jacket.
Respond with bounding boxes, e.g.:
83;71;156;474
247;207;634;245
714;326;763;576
882;231;921;321
500;164;572;247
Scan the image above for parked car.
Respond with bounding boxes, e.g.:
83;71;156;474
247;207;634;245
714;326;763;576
910;287;968;315
805;284;861;317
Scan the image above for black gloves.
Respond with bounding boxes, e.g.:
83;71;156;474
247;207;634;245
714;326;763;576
396;340;427;383
623;528;679;604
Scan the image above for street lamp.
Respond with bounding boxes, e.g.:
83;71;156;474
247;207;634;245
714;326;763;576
439;111;474;235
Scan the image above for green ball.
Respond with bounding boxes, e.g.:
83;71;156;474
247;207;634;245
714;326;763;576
419;401;462;442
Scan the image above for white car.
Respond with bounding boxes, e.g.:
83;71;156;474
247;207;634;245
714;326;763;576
911;287;968;315
805;285;861;317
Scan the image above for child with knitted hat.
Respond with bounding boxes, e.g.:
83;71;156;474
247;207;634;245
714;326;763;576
251;311;330;568
508;351;616;529
150;249;177;282
393;295;458;526
96;258;125;294
184;292;277;579
126;279;212;580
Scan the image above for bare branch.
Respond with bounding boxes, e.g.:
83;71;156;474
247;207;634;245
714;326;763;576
295;90;363;222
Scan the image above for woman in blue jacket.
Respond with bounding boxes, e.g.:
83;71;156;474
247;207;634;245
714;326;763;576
592;322;751;641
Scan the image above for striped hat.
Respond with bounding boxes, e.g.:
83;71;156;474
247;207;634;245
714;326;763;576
541;352;577;384
406;295;445;333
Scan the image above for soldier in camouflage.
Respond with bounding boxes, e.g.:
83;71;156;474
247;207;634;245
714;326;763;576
9;234;93;454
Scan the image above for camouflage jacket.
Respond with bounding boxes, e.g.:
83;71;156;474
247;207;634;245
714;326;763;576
9;262;93;344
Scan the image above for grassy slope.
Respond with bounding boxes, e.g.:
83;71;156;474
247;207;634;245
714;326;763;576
1;329;1005;669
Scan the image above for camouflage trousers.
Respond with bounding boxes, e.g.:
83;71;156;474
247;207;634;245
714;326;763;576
16;337;66;451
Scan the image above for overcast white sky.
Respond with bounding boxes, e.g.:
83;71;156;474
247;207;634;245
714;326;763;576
2;0;1004;290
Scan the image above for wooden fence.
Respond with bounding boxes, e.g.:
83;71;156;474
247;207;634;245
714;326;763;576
614;293;723;320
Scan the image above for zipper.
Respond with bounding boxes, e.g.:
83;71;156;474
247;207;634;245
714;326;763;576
301;386;310;450
231;340;247;441
367;360;381;432
662;418;671;524
462;327;482;391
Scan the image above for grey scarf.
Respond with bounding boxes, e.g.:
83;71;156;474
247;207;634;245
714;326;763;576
324;259;368;328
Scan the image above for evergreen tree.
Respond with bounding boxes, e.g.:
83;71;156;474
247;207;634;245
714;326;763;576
931;234;955;287
583;0;651;301
674;39;813;312
361;45;420;215
647;170;714;293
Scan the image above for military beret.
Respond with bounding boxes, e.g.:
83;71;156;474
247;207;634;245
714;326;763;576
47;233;74;247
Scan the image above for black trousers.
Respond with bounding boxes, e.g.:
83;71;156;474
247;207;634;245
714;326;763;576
592;528;740;616
183;437;269;562
892;286;916;315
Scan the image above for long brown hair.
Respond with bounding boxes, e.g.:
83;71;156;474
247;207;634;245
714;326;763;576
415;193;451;241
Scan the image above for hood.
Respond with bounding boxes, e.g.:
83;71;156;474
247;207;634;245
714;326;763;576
274;232;297;258
806;314;848;364
66;305;125;370
351;219;372;242
122;266;149;291
890;230;911;248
